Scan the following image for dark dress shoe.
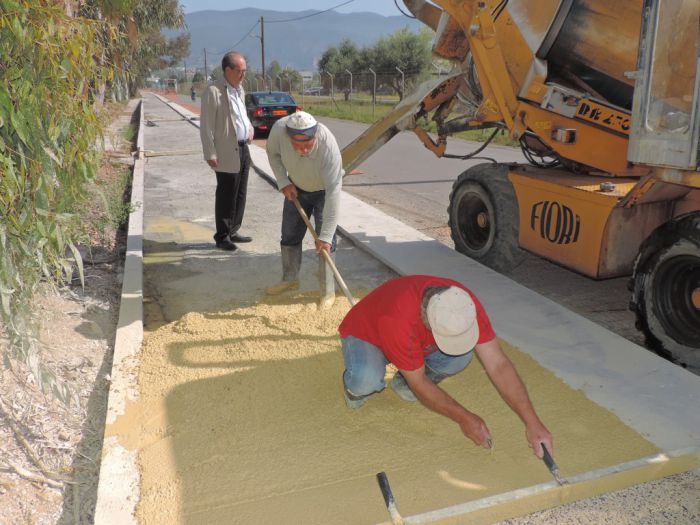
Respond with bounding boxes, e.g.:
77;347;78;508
215;239;237;251
230;234;252;243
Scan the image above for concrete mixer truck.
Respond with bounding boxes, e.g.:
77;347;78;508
341;0;700;367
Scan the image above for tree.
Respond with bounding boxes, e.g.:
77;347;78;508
83;0;189;96
318;39;360;100
266;60;283;89
368;28;432;99
0;0;190;402
124;1;189;94
279;67;301;93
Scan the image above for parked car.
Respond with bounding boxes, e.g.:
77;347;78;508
245;91;301;136
301;86;323;96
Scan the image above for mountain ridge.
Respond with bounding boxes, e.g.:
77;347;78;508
175;8;424;72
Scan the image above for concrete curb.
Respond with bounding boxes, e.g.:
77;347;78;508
94;100;145;525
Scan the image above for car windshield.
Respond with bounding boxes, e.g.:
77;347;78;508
253;93;295;105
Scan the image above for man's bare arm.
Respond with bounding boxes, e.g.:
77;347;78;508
474;338;552;457
402;368;492;448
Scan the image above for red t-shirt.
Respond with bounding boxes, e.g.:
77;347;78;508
338;275;496;371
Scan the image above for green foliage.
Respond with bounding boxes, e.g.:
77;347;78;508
318;39;361;99
307;99;397;124
319;28;433;100
369;28;433;98
100;167;134;234
266;60;283;79
0;1;114;403
0;0;187;405
108;0;189;94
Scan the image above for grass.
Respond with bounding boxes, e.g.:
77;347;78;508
122;123;137;143
295;93;519;147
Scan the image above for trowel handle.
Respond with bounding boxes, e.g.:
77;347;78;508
376;472;404;525
542;443;558;471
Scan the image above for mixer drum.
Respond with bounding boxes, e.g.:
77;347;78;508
536;0;643;110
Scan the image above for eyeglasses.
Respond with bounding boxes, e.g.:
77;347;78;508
228;67;247;73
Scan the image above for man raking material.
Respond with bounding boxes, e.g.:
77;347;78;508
265;111;345;308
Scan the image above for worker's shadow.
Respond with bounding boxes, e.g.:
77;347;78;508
166;297;342;370
163;346;411;523
142;238;316;322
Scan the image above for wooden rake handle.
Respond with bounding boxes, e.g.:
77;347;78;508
292;197;356;306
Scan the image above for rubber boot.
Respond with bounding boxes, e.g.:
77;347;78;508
265;244;302;295
317;252;336;309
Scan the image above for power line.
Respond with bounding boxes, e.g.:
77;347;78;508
266;0;354;23
230;19;261;49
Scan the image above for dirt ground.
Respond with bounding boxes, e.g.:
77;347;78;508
0;103;133;525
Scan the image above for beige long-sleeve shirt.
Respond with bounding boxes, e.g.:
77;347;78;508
266;116;344;243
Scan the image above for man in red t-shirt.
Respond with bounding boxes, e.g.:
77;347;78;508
338;275;553;457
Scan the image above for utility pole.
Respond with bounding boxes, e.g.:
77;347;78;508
203;48;208;81
260;16;266;90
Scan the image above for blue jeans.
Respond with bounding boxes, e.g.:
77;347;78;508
281;188;337;251
341;336;474;397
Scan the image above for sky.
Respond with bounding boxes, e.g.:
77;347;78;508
181;0;404;17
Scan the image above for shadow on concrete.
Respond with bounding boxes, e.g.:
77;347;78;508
160;349;496;524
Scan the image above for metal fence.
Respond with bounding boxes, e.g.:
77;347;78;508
240;70;448;105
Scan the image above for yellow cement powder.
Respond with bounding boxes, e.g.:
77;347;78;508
112;293;659;524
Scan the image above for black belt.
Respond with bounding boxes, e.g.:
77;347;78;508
238;140;247;146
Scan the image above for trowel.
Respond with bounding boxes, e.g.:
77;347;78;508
541;444;568;485
376;471;404;525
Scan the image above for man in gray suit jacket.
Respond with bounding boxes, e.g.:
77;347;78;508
199;51;254;251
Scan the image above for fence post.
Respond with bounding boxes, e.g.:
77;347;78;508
324;71;334;105
369;67;376;116
345;68;352;103
395;66;404;100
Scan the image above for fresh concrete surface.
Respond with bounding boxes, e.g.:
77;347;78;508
95;93;700;524
252;144;700;453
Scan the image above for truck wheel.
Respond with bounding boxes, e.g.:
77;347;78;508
630;213;700;367
447;163;524;273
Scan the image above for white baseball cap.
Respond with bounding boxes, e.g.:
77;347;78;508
426;287;479;356
286;111;318;139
